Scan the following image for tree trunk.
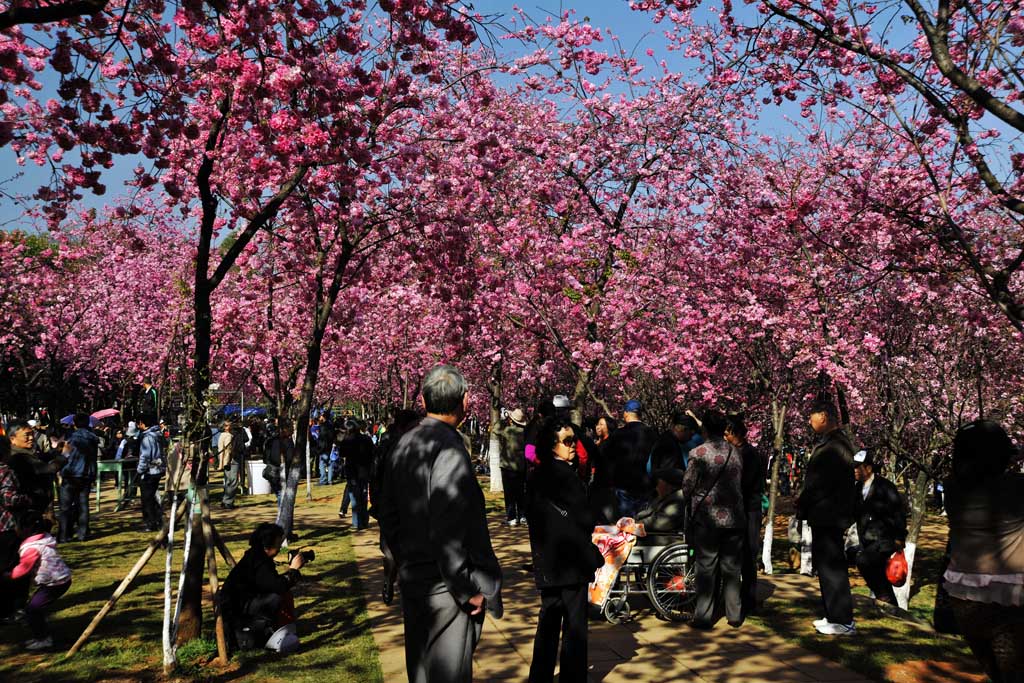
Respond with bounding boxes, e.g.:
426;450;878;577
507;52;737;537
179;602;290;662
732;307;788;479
570;369;588;426
895;468;930;609
175;512;206;643
487;363;503;493
276;357;317;539
762;398;785;575
275;242;354;538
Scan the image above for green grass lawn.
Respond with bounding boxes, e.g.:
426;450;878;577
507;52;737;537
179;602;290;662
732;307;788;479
753;508;981;681
0;480;382;682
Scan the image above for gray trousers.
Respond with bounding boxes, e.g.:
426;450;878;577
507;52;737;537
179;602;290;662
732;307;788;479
400;580;483;683
692;525;744;626
222;461;240;506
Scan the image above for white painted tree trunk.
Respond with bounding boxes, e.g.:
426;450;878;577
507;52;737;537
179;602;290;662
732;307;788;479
895;542;916;610
305;437;312;502
162;492;179;670
171;494;195;647
488;433;503;493
763;399;786;576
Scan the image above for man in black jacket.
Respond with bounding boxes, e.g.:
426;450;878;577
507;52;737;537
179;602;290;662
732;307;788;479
7;421;64;513
605;400;657;519
377;365;502;683
650;411;702;472
727;414;766;618
797;400;857;636
339;419;374;531
852;450;906;606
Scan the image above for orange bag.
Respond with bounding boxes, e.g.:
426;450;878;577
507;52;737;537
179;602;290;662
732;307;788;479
886;550;908;587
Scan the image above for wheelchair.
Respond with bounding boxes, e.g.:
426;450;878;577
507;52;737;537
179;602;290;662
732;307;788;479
598;531;697;624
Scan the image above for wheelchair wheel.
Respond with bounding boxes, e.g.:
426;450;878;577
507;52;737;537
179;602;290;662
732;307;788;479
602;593;631;624
646;544;696;622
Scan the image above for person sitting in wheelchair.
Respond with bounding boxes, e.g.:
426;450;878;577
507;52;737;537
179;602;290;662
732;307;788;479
636;469;687;546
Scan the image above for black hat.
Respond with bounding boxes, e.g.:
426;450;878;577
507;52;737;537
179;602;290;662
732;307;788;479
652;468;685;488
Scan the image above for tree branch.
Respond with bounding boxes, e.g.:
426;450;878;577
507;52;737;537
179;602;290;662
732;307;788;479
0;0;108;30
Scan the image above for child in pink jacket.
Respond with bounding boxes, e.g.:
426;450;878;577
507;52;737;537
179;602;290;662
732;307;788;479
3;511;71;650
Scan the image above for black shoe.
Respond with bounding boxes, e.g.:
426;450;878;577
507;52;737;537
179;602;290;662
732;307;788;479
382;583;394;606
728;619;744;628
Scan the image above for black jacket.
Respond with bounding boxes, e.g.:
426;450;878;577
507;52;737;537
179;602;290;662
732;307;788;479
8;446;62;510
605;421;657;496
649;432;684;473
377;417;503;616
854;475;906;547
221;548;300;615
340;433;374;482
636;489;687;543
739;443;766;513
526;459;603;588
797;428;856;528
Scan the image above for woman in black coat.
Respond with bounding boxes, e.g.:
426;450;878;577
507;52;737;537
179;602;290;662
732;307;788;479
526;418;604;683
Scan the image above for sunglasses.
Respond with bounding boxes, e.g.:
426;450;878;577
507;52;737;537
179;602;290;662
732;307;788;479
559;435;577;447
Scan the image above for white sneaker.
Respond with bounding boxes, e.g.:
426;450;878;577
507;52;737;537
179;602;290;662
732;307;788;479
518;517;528;526
507;519;518;527
813;617;829;628
25;636;53;651
815;621;855;636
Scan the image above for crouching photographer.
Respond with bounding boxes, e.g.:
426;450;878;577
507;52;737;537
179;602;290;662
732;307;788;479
221;522;313;654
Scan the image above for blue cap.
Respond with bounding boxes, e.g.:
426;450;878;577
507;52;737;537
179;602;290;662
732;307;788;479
624;400;642;413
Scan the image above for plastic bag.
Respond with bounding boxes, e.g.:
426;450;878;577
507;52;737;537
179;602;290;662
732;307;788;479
886;550;908;587
787;517;802;544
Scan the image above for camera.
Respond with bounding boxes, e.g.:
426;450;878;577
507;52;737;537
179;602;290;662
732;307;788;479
288;548;315;564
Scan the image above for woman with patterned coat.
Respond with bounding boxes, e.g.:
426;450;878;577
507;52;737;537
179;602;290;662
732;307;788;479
681;409;745;628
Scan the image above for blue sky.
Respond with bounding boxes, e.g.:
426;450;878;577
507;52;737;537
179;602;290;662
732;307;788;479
0;1;785;218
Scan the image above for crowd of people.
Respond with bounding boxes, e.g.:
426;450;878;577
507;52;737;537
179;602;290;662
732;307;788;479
371;365;1024;683
1;364;1022;683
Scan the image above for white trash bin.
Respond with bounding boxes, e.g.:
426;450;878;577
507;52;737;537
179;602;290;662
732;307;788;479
247;461;271;495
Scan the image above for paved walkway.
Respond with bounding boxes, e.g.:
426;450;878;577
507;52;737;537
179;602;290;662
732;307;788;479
350;512;871;682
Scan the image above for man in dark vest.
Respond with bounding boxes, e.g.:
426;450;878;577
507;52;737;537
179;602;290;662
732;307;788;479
797;400;857;636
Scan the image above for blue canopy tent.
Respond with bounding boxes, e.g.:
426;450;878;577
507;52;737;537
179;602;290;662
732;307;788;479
217;405;268;419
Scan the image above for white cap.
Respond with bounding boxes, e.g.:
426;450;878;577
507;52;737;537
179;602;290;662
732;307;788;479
552;395;571;409
27;420;39;428
853;450;868;463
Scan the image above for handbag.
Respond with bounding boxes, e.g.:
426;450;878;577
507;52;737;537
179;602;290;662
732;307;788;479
886;550;908;586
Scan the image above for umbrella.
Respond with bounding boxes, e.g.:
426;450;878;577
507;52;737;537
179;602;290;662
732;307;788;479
61;414;102;428
91;408;120;420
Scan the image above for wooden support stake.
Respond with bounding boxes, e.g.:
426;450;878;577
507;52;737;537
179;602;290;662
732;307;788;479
66;504;187;657
210;525;237;568
199;488;229;666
